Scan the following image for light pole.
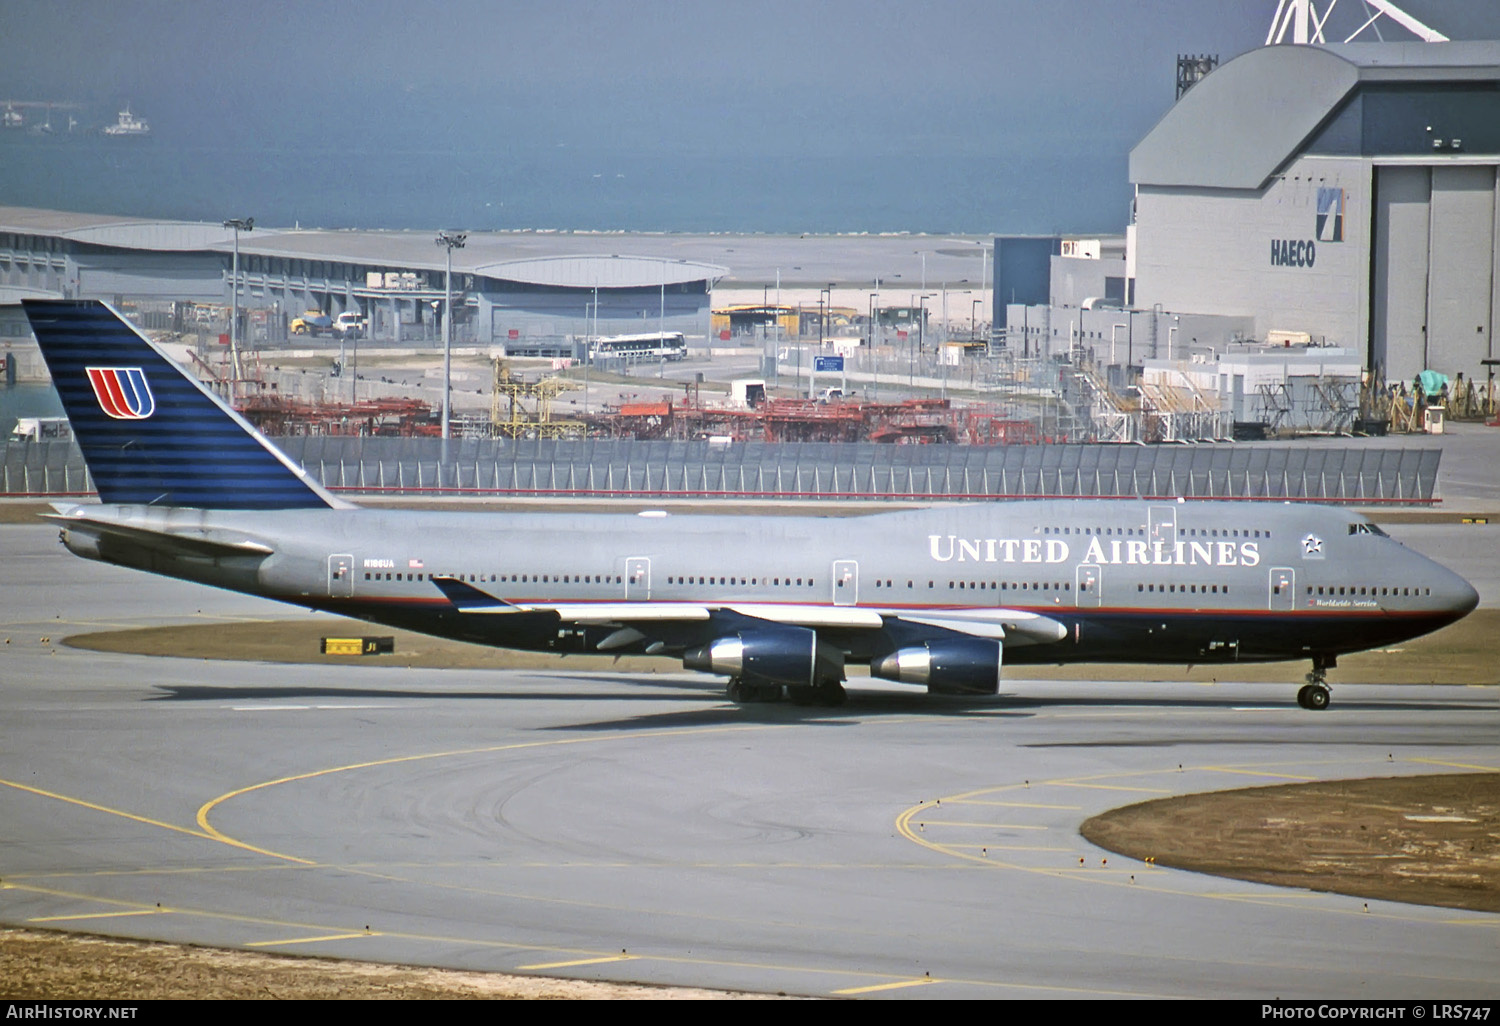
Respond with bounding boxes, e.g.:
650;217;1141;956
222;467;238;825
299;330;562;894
917;294;935;388
979;241;990;346
222;217;253;399
435;231;467;463
941;284;949;351
588;285;599;415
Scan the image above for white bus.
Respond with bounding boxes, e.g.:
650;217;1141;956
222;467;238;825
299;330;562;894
589;331;687;363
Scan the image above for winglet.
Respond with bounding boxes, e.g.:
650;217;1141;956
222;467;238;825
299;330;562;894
430;575;512;610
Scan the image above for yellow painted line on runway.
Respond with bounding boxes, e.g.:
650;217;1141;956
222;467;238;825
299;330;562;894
196;723;786;866
0;878;1176;998
914;820;1049;830
833;977;940;994
1051;781;1175;794
28;909;167;923
3;863;313;884
945;800;1082;810
518;955;640;970
0;776;214;844
896;757;1500;937
1200;766;1318;781
1406;758;1499;773
247;932;378;947
1200;892;1322;899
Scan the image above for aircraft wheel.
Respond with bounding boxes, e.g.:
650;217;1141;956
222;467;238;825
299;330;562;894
1298;684;1331;710
728;680;784;704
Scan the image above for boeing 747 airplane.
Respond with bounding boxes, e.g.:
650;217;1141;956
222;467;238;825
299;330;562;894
22;300;1479;709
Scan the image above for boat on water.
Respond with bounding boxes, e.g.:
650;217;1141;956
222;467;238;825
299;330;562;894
102;106;149;136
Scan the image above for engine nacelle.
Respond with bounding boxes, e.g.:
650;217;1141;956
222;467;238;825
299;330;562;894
683;627;844;687
870;638;1003;695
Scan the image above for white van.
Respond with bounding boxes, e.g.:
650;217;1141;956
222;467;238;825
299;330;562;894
334;311;367;339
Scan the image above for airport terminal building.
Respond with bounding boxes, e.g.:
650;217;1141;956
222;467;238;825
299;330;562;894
1128;40;1500;384
0;207;727;355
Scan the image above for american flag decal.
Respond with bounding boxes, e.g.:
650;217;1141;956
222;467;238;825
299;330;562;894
86;367;156;420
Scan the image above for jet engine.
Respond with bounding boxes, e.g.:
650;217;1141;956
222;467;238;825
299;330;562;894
683;626;845;687
869;638;1003;695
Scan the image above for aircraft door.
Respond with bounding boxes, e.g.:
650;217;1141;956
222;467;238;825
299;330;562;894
831;559;858;606
625;557;651;600
1269;566;1296;611
328;554;354;598
1075;563;1102;608
1148;505;1177;547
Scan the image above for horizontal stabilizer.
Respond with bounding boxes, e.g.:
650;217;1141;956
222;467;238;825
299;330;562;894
44;507;275;559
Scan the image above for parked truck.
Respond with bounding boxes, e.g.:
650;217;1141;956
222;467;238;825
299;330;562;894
290;312;334;337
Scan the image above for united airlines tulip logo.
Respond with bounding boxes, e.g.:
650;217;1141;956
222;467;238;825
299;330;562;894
86;367;156;420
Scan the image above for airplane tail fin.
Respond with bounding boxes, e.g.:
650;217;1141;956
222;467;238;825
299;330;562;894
22;299;342;510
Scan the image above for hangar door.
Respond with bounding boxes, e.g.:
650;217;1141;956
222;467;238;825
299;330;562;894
1371;164;1498;384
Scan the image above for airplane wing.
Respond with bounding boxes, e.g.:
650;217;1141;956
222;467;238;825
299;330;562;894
430;577;1067;651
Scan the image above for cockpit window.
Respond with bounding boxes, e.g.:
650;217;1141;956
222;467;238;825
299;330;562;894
1347;523;1389;537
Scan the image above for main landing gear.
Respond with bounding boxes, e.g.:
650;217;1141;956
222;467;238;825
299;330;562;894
726;679;847;707
1297;655;1334;710
726;678;784;704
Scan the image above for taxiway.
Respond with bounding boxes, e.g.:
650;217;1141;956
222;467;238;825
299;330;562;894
1;521;1497;999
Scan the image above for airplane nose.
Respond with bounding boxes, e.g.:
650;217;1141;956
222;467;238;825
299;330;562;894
1436;564;1480;616
1454;575;1480;615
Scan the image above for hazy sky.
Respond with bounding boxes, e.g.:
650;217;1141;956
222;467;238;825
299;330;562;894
7;2;1494;115
3;2;1498;232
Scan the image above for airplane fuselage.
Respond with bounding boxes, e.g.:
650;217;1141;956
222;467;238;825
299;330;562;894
59;498;1476;671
